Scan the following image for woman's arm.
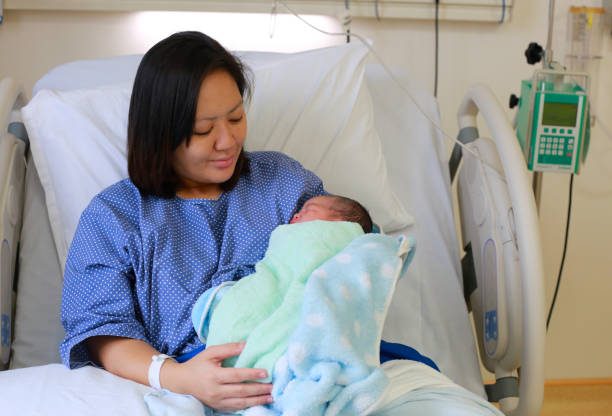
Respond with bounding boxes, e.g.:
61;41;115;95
87;336;273;411
87;336;159;386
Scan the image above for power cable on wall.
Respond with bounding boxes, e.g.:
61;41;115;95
546;174;574;331
434;0;440;98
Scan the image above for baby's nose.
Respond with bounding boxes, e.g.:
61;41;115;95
290;213;300;224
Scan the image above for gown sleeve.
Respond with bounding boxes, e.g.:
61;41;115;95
59;196;146;369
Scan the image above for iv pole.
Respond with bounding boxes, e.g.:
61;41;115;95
533;0;556;211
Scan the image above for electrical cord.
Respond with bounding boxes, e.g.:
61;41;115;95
345;0;351;43
546;173;574;331
275;0;506;180
434;0;440;98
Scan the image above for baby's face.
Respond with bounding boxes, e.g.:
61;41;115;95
290;196;341;224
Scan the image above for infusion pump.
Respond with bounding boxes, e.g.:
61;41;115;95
515;69;590;174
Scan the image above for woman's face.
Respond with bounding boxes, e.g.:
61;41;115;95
172;69;247;197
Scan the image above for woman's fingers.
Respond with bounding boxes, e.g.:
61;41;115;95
203;342;245;361
203;342;270;382
212;370;274;411
190;342;274;411
216;393;274;411
216;366;270;384
220;380;273;398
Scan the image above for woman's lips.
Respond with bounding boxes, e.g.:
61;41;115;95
211;155;235;169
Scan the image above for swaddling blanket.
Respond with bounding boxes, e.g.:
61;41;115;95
244;232;413;416
192;220;365;381
191;220;414;415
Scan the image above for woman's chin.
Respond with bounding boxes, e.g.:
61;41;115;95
212;167;236;184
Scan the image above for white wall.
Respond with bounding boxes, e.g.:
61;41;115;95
0;9;347;92
1;1;611;380
351;1;612;381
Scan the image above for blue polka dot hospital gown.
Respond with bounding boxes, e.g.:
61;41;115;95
60;151;325;368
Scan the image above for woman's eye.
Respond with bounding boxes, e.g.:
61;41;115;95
229;115;243;123
193;129;212;136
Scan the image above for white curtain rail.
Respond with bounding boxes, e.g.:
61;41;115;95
3;0;513;22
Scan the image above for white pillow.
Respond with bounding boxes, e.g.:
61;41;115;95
242;44;411;233
24;85;131;268
22;43;413;268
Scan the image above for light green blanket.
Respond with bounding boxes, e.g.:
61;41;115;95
192;220;363;381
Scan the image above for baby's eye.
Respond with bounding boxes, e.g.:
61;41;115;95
229;115;244;123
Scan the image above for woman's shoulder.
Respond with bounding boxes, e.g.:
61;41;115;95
70;179;145;245
84;178;149;220
242;151;324;198
92;178;140;204
245;151;309;178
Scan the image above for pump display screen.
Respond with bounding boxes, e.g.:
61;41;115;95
542;101;578;127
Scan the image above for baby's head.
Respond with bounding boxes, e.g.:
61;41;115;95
290;195;373;233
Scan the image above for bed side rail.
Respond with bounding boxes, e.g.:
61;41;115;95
455;84;545;416
0;77;28;369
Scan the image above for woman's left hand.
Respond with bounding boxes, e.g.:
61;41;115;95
161;341;274;411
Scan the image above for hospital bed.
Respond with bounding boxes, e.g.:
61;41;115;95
0;42;545;415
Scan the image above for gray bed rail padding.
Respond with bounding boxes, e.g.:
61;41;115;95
8;122;29;154
8;122;28;142
10;155;64;368
485;376;519;402
449;126;479;183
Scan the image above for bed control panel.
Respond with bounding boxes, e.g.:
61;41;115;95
457;138;522;372
484;310;498;347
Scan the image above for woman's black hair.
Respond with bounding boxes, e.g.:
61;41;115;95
127;31;252;198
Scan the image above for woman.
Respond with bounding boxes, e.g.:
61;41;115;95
60;31;325;411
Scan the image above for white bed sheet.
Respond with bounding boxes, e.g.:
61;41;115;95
364;64;482;395
8;52;483;407
0;361;496;416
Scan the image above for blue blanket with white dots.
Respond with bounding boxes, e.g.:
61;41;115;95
244;232;416;416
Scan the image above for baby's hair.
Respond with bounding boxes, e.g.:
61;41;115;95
329;196;373;233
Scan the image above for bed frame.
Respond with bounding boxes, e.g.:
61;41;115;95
455;85;545;416
0;77;27;369
0;76;545;416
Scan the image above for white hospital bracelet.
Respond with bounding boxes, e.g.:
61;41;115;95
148;354;172;390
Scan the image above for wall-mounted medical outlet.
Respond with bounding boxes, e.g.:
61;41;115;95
0;0;513;23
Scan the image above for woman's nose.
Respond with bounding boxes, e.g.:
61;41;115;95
214;121;235;150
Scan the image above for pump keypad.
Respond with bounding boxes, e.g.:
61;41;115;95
537;133;574;164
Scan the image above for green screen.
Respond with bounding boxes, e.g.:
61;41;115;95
542;101;578;127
